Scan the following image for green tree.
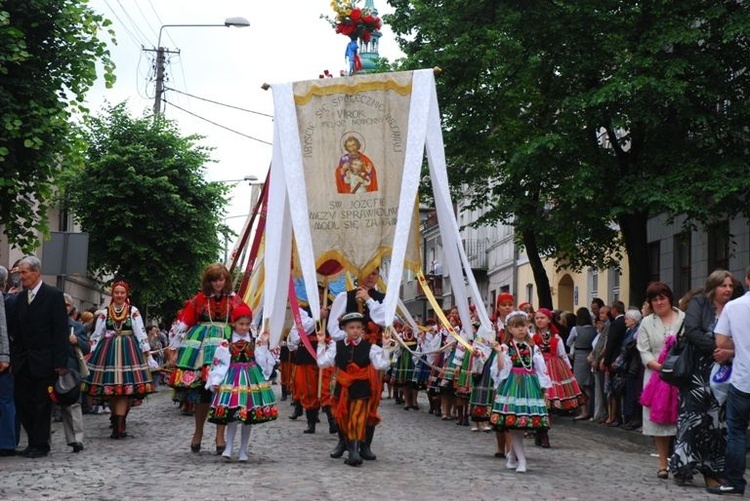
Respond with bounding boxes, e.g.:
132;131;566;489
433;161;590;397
64;103;230;320
0;0;115;251
388;0;750;305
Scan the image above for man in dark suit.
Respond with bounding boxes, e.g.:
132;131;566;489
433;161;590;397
600;300;627;426
9;256;68;458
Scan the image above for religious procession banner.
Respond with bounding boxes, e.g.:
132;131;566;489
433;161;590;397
264;69;493;348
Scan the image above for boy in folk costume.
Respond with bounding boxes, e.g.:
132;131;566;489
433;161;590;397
287;300;336;434
328;268;387;458
317;312;392;466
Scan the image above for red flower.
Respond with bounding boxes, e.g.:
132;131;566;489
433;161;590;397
362;31;371;43
350;8;362;22
125;385;133;395
506;415;516;426
114;385;123;395
216;406;225;417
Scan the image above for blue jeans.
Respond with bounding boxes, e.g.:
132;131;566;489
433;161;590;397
0;371;16;450
724;384;750;492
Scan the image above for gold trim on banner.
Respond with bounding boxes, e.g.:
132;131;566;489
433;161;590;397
416;270;472;351
294;80;413;106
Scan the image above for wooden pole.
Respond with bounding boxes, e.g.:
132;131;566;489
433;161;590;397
317;278;329;399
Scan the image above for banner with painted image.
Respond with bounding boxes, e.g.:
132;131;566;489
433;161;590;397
292;71;421;277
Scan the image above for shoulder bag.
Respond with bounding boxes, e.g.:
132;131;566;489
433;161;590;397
659;323;693;388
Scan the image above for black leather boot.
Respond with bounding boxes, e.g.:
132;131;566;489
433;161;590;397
323;406;338;434
345;441;362;466
359;426;377;460
330;430;346;458
289;401;303;420
303;409;318;434
280;386;288;401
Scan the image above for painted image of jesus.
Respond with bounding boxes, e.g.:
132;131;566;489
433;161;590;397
335;135;379;194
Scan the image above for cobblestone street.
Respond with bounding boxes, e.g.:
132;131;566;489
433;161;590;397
0;386;726;500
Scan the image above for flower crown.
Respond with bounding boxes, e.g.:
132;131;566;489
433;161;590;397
505;311;528;323
325;0;382;42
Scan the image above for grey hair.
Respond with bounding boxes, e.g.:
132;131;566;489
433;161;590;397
0;266;7;287
624;308;642;324
19;255;42;272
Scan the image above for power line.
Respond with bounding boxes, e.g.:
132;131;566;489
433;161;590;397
133;0;159;42
115;0;152;46
146;0;177;47
164;86;273;118
163;98;272;145
102;0;144;50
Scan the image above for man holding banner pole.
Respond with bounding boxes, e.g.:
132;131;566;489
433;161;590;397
328;268;387;461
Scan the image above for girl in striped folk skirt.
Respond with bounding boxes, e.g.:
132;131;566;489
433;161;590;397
205;305;277;461
392;326;419;410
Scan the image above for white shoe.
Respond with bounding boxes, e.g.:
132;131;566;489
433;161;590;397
506;452;517;470
222;450;233;460
516;461;527;473
238;452;248;462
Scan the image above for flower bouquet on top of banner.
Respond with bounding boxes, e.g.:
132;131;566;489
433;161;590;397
323;0;382;76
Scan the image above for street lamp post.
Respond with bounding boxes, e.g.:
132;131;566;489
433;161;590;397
150;17;251;116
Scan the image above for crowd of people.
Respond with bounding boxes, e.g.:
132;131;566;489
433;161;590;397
1;256;749;494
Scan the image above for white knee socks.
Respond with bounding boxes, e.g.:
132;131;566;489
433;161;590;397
238;424;252;461
223;421;238;459
510;430;527;473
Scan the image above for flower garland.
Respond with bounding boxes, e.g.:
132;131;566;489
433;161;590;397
325;0;382;42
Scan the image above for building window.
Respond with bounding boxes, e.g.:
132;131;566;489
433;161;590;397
589;268;599;302
707;221;730;273
674;231;691;299
648;241;661;284
609;268;620;301
525;283;533;304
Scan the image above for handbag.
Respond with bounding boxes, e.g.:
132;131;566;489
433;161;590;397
659;324;693;388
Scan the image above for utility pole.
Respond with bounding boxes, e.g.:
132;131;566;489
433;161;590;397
143;46;180;117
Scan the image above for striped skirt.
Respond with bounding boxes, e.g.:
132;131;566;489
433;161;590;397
207;361;278;425
545;354;586;411
490;367;550;431
83;332;154;400
392;350;416;386
454;352;474;398
169;322;230;390
469;351;497;421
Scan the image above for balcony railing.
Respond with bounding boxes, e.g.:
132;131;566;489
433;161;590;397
463;238;487;270
417;274;443;297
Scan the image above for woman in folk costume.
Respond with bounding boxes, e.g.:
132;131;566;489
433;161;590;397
421;318;444;415
391;322;420;410
316;312;393;467
167;263;247;454
83;281;158;439
490;311;551;473
205;304;277;461
412;319;440;394
470;292;515;459
532;308;585;448
453;307;477;427
429;310;462;420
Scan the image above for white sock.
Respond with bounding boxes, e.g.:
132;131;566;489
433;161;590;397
238;425;252;461
223;422;237;458
511;430;526;472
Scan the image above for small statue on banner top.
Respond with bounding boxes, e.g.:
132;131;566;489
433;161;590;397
322;0;382;76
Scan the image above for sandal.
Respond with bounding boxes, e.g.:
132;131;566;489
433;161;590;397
657;469;669;480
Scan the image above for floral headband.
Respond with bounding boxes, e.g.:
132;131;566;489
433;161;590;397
505;311;528;323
